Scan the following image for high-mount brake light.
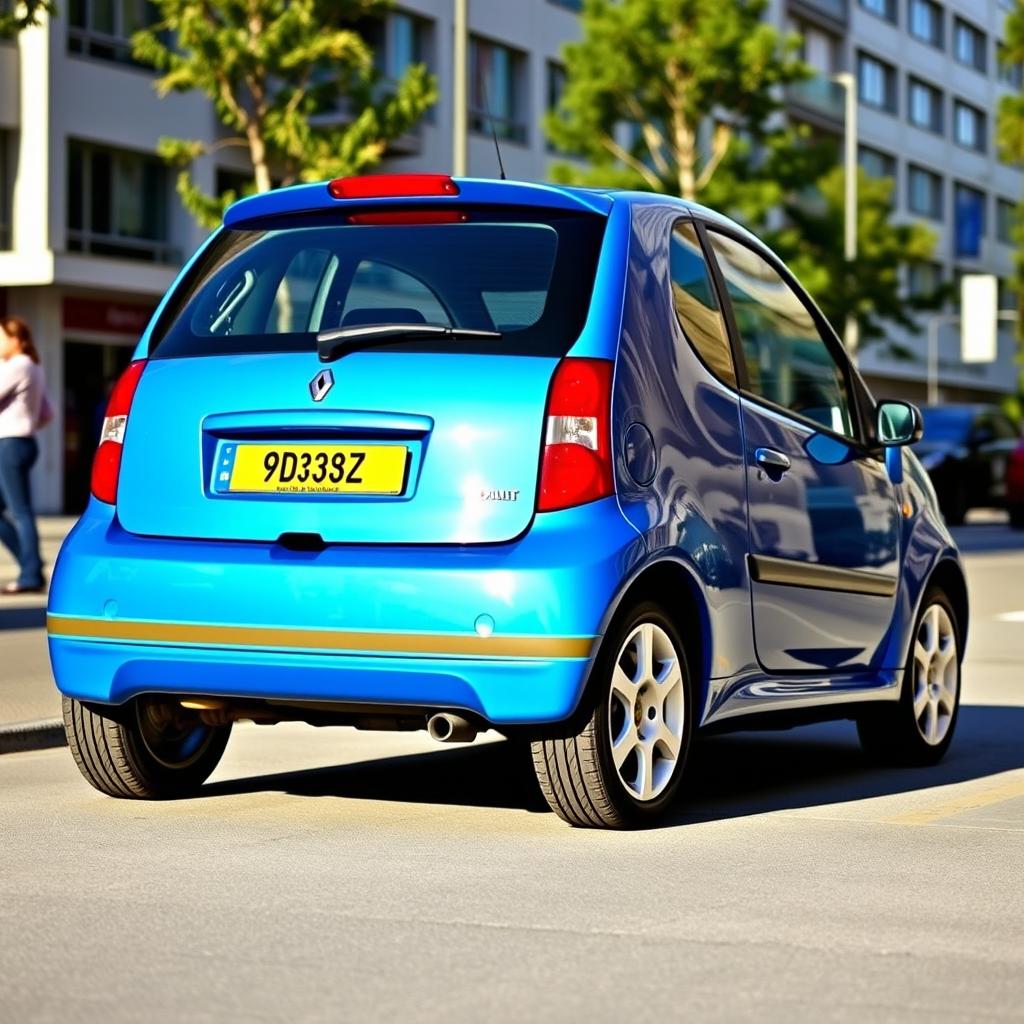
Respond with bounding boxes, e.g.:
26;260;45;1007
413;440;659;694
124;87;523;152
537;358;615;513
90;359;147;505
327;174;460;200
347;210;468;226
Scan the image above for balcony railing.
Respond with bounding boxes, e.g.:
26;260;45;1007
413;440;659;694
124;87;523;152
786;74;846;127
789;0;848;24
67;230;180;265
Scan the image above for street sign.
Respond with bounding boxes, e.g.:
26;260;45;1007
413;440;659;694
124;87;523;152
961;273;998;363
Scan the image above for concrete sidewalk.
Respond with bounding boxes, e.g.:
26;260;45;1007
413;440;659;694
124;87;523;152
0;517;76;748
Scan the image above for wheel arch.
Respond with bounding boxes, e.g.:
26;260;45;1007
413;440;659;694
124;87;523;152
565;556;711;732
926;557;969;654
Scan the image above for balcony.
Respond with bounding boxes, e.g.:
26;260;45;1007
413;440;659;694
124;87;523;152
788;0;848;29
786;74;847;132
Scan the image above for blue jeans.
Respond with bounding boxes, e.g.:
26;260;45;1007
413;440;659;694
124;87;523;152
0;436;43;588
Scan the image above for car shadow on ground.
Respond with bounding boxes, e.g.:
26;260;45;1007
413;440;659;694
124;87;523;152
0;606;47;632
199;704;1024;826
950;521;1024;555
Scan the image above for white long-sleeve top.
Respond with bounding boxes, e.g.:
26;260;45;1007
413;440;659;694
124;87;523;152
0;354;45;439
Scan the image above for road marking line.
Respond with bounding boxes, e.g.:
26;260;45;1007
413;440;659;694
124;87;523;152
996;610;1024;622
886;775;1024;826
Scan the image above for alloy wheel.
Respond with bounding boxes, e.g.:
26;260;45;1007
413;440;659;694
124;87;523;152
607;622;685;802
912;603;959;746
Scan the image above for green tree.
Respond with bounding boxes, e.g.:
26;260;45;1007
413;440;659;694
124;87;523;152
998;2;1024;318
547;0;943;350
546;0;821;226
133;0;437;228
773;168;943;350
0;0;53;38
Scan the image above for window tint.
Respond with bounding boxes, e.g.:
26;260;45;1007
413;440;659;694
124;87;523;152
341;261;450;328
669;222;735;387
151;210;605;359
707;231;855;439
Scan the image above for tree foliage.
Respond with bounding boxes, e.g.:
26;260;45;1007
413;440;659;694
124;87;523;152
547;0;942;349
998;1;1024;322
0;0;53;38
546;0;820;226
773;168;944;349
134;0;437;227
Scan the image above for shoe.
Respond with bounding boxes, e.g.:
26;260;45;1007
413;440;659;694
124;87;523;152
1;581;45;595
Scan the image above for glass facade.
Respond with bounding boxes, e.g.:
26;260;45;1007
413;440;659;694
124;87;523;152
66;139;175;262
469;37;528;144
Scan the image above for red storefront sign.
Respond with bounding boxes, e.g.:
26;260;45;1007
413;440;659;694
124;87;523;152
62;297;156;337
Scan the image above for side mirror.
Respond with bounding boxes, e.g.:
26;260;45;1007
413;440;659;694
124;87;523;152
877;400;923;447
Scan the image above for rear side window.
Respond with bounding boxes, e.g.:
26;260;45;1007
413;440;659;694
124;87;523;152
150;209;605;358
669;221;735;387
707;230;855;440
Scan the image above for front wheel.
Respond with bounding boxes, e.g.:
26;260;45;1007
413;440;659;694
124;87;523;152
63;695;231;798
531;603;693;828
857;586;961;766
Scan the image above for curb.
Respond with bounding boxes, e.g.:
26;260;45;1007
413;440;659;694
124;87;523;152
0;718;66;755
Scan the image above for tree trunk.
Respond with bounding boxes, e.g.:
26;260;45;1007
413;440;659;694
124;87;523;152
246;123;272;194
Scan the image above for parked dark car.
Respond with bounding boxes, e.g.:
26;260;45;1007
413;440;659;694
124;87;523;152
915;404;1021;524
1006;438;1024;529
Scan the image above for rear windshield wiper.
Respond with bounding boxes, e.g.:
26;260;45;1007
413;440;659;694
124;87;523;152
316;323;503;362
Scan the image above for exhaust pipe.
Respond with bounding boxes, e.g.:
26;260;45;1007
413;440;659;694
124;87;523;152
427;712;478;744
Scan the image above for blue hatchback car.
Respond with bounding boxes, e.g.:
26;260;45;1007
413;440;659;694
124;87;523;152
49;175;967;828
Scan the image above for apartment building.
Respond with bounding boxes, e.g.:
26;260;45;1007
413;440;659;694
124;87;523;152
778;0;1023;401
0;0;1019;511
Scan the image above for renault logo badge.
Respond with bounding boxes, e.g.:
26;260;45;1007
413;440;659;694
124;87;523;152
309;369;334;402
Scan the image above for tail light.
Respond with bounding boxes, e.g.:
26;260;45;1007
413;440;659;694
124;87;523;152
537;358;614;513
90;360;147;505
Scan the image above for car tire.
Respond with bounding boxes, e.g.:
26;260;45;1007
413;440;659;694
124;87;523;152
62;695;231;799
531;602;693;828
942;487;968;527
1009;504;1024;530
857;586;961;766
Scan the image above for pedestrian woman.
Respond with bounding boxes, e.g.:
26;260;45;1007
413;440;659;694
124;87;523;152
0;316;50;594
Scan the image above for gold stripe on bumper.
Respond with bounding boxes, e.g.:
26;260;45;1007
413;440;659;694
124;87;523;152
46;615;596;660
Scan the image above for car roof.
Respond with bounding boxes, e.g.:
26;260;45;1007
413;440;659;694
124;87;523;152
222;175;758;244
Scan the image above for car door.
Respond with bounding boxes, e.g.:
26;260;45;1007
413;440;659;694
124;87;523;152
703;227;901;674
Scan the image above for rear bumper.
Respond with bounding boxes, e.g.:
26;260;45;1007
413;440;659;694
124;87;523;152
47;498;643;725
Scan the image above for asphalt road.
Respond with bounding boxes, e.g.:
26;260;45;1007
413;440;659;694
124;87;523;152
1;519;1023;1022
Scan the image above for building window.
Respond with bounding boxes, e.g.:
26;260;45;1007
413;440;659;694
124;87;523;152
858;52;897;113
908;78;943;134
908;165;943;220
954;184;986;259
909;0;943;49
547;61;567;113
66;140;175;263
469;37;528;145
547;0;582;9
859;0;897;24
67;0;160;66
954;100;986;152
954;17;987;73
997;198;1017;244
859;145;897;201
998;43;1023;89
907;262;943;299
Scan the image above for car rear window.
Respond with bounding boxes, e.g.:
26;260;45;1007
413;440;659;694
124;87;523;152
149;207;607;359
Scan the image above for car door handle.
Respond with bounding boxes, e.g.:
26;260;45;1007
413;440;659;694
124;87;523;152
754;447;791;481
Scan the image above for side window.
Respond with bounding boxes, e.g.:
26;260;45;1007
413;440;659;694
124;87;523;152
707;230;856;439
670;222;735;387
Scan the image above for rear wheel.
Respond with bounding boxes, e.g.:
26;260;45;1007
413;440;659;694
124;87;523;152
531;603;693;828
857;587;961;765
63;695;231;799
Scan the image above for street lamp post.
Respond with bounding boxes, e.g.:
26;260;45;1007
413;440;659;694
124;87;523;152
452;0;468;176
832;71;858;362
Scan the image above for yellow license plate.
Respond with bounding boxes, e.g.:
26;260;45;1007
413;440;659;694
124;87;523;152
225;444;408;495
